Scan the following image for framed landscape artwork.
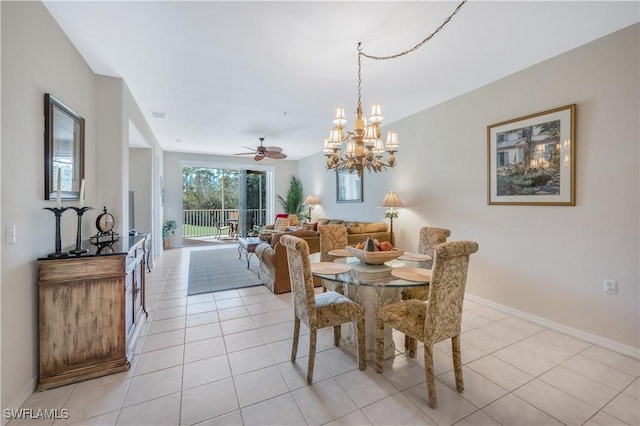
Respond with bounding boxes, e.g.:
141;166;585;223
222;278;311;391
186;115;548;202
336;168;363;203
487;104;576;206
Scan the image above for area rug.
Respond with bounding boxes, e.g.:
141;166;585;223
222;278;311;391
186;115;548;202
187;247;263;295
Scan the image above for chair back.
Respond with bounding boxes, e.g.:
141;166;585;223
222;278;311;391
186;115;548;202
281;235;317;328
425;240;478;344
319;224;348;262
418;227;451;269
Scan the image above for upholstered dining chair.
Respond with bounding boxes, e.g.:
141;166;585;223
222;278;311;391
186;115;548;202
375;240;479;408
280;234;366;384
402;226;451;355
318;224;349;294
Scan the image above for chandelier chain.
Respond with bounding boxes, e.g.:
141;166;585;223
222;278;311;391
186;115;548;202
359;0;467;61
357;43;362;111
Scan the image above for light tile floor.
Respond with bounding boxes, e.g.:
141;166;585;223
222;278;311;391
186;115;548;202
15;245;639;426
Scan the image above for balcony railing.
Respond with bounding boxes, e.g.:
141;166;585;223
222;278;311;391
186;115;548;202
182;209;267;238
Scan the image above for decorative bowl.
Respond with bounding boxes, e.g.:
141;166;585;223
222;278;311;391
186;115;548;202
346;246;404;265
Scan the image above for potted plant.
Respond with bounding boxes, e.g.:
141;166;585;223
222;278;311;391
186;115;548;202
163;219;177;250
276;175;304;216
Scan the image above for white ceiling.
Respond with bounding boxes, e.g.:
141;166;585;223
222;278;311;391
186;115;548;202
43;1;639;160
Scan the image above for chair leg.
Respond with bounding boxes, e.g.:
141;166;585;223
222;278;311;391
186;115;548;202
452;335;464;392
307;328;317;384
357;318;366;371
374;317;385;374
408;337;418;358
291;317;300;362
333;325;341;347
423;343;438;408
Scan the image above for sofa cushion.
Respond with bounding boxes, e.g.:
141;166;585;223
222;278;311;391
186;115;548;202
271;229;317;247
347;222;388;234
328;219;344;224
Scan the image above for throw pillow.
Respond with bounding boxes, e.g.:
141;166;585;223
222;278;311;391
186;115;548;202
328;219;344;224
317;218;331;226
303;222;318;232
288;214;299;226
273;217;290;231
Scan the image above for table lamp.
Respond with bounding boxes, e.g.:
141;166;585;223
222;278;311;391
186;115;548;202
378;191;404;245
304;196;319;222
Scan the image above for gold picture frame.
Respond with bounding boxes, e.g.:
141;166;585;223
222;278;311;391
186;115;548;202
487;104;575;206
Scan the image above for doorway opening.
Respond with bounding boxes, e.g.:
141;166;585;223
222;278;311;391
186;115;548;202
181;166;269;245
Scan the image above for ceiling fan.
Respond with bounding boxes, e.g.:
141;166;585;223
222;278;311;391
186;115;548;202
234;137;287;161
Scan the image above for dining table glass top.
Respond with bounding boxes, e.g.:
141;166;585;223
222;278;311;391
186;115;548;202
310;252;430;288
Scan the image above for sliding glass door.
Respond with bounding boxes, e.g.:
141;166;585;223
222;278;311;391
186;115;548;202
182;166;268;239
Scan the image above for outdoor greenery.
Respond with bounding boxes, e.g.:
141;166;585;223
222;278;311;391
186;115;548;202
277;175;304;214
182;166;266;210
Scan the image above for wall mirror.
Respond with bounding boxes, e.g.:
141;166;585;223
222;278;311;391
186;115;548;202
44;94;85;201
336;168;363;203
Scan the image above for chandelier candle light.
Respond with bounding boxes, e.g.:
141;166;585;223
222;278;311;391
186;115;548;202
323;0;467;175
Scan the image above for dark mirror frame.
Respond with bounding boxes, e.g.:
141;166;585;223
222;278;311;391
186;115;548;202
336;168;364;203
44;94;85;201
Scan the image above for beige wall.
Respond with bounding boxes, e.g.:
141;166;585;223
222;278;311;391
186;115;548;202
0;2;161;410
298;24;640;354
1;1;97;409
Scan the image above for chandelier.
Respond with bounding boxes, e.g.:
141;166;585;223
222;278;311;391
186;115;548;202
323;0;467;175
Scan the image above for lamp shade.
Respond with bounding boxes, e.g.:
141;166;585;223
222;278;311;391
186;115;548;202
378;191;405;208
304;196;319;205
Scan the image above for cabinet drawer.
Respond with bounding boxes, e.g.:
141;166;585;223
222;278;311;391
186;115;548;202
39;256;125;282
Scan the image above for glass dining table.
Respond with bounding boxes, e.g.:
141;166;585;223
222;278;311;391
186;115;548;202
310;251;431;361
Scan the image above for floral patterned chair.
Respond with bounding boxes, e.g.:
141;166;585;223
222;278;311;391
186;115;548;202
402;226;451;354
375;240;479;408
281;234;366;384
318;224;349;294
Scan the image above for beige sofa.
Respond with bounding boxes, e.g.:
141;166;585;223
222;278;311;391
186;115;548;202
255;219;390;294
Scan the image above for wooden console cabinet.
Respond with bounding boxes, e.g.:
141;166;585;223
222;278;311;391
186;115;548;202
37;234;149;391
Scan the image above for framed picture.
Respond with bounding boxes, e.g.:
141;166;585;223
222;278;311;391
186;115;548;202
487;104;575;206
44;93;85;201
336;169;363;203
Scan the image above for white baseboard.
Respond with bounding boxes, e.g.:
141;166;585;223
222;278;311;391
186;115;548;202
465;294;640;360
3;376;37;425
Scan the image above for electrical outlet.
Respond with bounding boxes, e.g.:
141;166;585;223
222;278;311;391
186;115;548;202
604;280;618;295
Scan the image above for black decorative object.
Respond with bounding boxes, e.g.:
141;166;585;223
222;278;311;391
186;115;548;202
69;207;93;255
43;206;71;258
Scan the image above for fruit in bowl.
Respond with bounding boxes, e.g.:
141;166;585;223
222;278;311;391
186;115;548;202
355;237;396;252
346;245;404;264
378;241;394;251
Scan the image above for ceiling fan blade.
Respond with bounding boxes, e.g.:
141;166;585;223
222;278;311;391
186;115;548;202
233;152;256;155
242;146;257;151
266;152;287;159
254;154;265;161
265;146;282;153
